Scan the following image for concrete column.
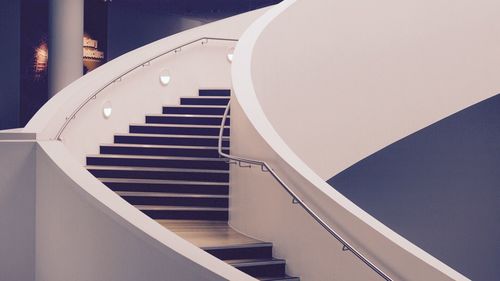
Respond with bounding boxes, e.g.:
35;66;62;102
49;0;84;97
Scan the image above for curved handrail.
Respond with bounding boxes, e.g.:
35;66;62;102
218;100;394;281
54;37;238;141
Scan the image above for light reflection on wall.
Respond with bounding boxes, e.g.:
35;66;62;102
83;34;105;74
34;41;48;80
32;35;106;79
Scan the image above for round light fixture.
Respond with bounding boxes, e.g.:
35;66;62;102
227;47;235;62
159;70;171;86
102;101;112;119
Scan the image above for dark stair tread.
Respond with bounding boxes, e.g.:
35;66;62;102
201;242;272;251
85;87;299;280
259;276;300;281
87;155;230;169
180;99;229;106
180;96;230;99
116;191;229;198
88;166;229;182
88;154;227;161
145;114;230;125
139;206;228;221
162;105;227;108
113;134;230;147
203;242;273;261
87;165;229;174
135;205;228;211
130;123;229;128
100;143;229;150
199;89;231;96
228;259;286;267
115;133;229;139
100;178;229;195
162;105;229;116
98;178;228;186
146;114;229;118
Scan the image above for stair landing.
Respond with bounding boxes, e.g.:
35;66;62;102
157;219;260;248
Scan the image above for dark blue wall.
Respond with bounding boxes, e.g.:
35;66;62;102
328;95;500;281
20;0;48;127
106;1;203;60
0;0;21;130
106;0;280;60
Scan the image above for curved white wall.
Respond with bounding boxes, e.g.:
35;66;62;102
25;8;266;164
2;9;270;281
36;141;255;281
228;0;500;280
251;0;500;179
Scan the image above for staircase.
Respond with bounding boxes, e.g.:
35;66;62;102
86;89;299;281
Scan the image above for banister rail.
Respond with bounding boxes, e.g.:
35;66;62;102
54;37;238;141
218;100;394;281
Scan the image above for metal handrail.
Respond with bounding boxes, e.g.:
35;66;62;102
218;101;393;281
54;37;238;140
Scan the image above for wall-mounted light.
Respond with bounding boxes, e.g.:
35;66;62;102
159;69;171;86
102;101;112;119
227;47;235;62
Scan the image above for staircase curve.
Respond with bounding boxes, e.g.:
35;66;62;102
0;8;274;281
228;0;500;280
1;1;499;281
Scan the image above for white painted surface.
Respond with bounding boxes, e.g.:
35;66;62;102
0;128;36;140
25;8;267;165
36;141;255;281
228;0;488;279
0;141;36;281
251;0;500;180
0;10;268;281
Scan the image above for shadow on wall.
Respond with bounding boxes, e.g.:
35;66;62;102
327;94;500;281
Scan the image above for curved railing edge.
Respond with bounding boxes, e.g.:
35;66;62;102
218;100;394;281
54;37;238;141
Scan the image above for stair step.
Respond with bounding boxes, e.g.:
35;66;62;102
136;205;228;221
146;114;230;126
117;192;228;208
203;242;273;260
117;191;228;198
199;89;231;97
181;96;230;106
163;105;228;116
229;259;286;278
130;123;229;136
100;143;229;158
87;166;229;183
100;178;229;195
83;87;300;280
114;133;230;147
87;154;229;170
259;277;300;281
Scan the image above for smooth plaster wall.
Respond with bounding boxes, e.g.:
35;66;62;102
36;141;247;281
0;0;21;130
328;94;500;281
13;10;265;281
0;140;36;281
24;8;268;162
228;0;498;279
251;0;500;180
